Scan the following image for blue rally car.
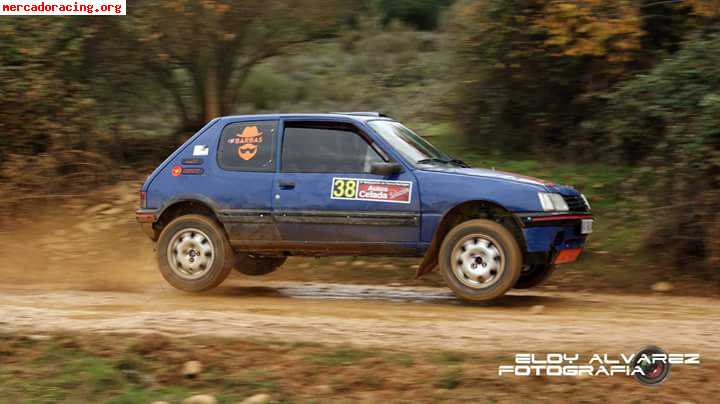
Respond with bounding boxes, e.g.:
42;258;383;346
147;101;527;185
136;113;593;301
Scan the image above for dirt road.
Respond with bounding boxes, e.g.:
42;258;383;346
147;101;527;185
2;279;718;359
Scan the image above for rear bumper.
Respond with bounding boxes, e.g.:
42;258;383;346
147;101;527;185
136;209;159;240
515;212;593;265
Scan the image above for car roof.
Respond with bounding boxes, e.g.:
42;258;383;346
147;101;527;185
217;112;394;124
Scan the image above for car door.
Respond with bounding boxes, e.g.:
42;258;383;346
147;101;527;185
272;120;420;254
213;119;280;245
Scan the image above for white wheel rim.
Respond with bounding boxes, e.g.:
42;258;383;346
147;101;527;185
451;234;506;289
167;227;215;280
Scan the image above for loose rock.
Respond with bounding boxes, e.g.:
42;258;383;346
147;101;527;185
97;221;114;231
652;282;673;293
74;222;96;234
240;394;271;404
102;207;124;215
182;394;217;404
182;360;203;378
530;305;545;315
86;203;112;215
311;385;333;394
119;193;137;204
26;334;52;342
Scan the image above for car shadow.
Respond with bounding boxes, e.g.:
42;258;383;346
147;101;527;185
208;282;572;309
207;285;287;298
458;293;570;308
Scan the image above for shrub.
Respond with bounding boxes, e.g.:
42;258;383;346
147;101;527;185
601;33;720;272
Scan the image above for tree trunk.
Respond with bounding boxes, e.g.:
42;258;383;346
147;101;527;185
204;67;220;122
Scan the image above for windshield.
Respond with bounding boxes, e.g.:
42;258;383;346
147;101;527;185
368;121;462;167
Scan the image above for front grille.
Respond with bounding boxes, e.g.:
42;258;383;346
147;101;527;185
562;195;588;212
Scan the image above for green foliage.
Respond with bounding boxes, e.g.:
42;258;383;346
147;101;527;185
448;0;716;156
0;19;115;212
0;19;95;156
434;367;463;389
237;18;451;122
75;0;347;135
600;33;720;270
430;351;465;364
240;65;296;110
376;0;453;30
384;352;415;367
448;0;566;152
311;348;376;366
447;0;651;154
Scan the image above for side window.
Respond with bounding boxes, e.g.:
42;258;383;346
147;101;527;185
218;121;277;171
282;126;385;173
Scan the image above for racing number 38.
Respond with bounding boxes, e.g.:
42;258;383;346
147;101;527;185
332;178;358;199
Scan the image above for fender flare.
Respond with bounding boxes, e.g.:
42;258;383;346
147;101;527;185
416;200;525;278
155;194;224;224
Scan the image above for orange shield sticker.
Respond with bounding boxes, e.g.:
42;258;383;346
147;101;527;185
228;126;264;161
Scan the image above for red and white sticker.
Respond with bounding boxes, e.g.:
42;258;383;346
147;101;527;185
331;178;412;204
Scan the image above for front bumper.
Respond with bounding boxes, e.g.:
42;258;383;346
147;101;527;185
515;213;593;265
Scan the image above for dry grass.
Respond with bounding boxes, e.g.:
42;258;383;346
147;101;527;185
0;332;717;403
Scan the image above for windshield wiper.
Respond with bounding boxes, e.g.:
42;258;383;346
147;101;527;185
450;159;470;168
416;158;470;168
416;158;450;165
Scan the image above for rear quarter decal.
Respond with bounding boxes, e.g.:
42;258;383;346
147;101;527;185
331;177;412;204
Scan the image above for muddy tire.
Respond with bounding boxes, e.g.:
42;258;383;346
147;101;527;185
513;264;556;289
157;214;233;292
234;254;287;276
439;219;522;302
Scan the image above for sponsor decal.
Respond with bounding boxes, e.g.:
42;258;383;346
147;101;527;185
171;165;183;177
331;178;412;204
192;145;209;156
181;158;204;165
227;126;263;161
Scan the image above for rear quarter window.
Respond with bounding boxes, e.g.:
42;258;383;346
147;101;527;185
218;121;278;171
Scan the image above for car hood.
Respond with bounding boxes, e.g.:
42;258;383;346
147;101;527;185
422;167;580;195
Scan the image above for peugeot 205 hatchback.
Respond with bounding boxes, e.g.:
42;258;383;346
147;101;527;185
136;113;593;301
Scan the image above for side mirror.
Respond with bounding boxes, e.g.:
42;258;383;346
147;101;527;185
371;162;402;177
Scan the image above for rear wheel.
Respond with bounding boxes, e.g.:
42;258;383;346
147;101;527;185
439;219;522;302
157;214;233;292
234;254;287;276
513;264;556;289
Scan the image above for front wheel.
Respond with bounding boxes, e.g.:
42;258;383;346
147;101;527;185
513;264;556;289
439;219;522;302
157;214;233;292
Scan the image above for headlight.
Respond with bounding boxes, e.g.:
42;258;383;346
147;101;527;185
581;193;591;211
538;192;569;212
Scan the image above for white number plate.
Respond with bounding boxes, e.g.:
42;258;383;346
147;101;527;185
581;219;593;234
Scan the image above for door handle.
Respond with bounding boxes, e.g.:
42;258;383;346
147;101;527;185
278;180;295;190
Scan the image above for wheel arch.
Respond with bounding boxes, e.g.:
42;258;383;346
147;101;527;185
416;200;525;278
151;197;225;241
